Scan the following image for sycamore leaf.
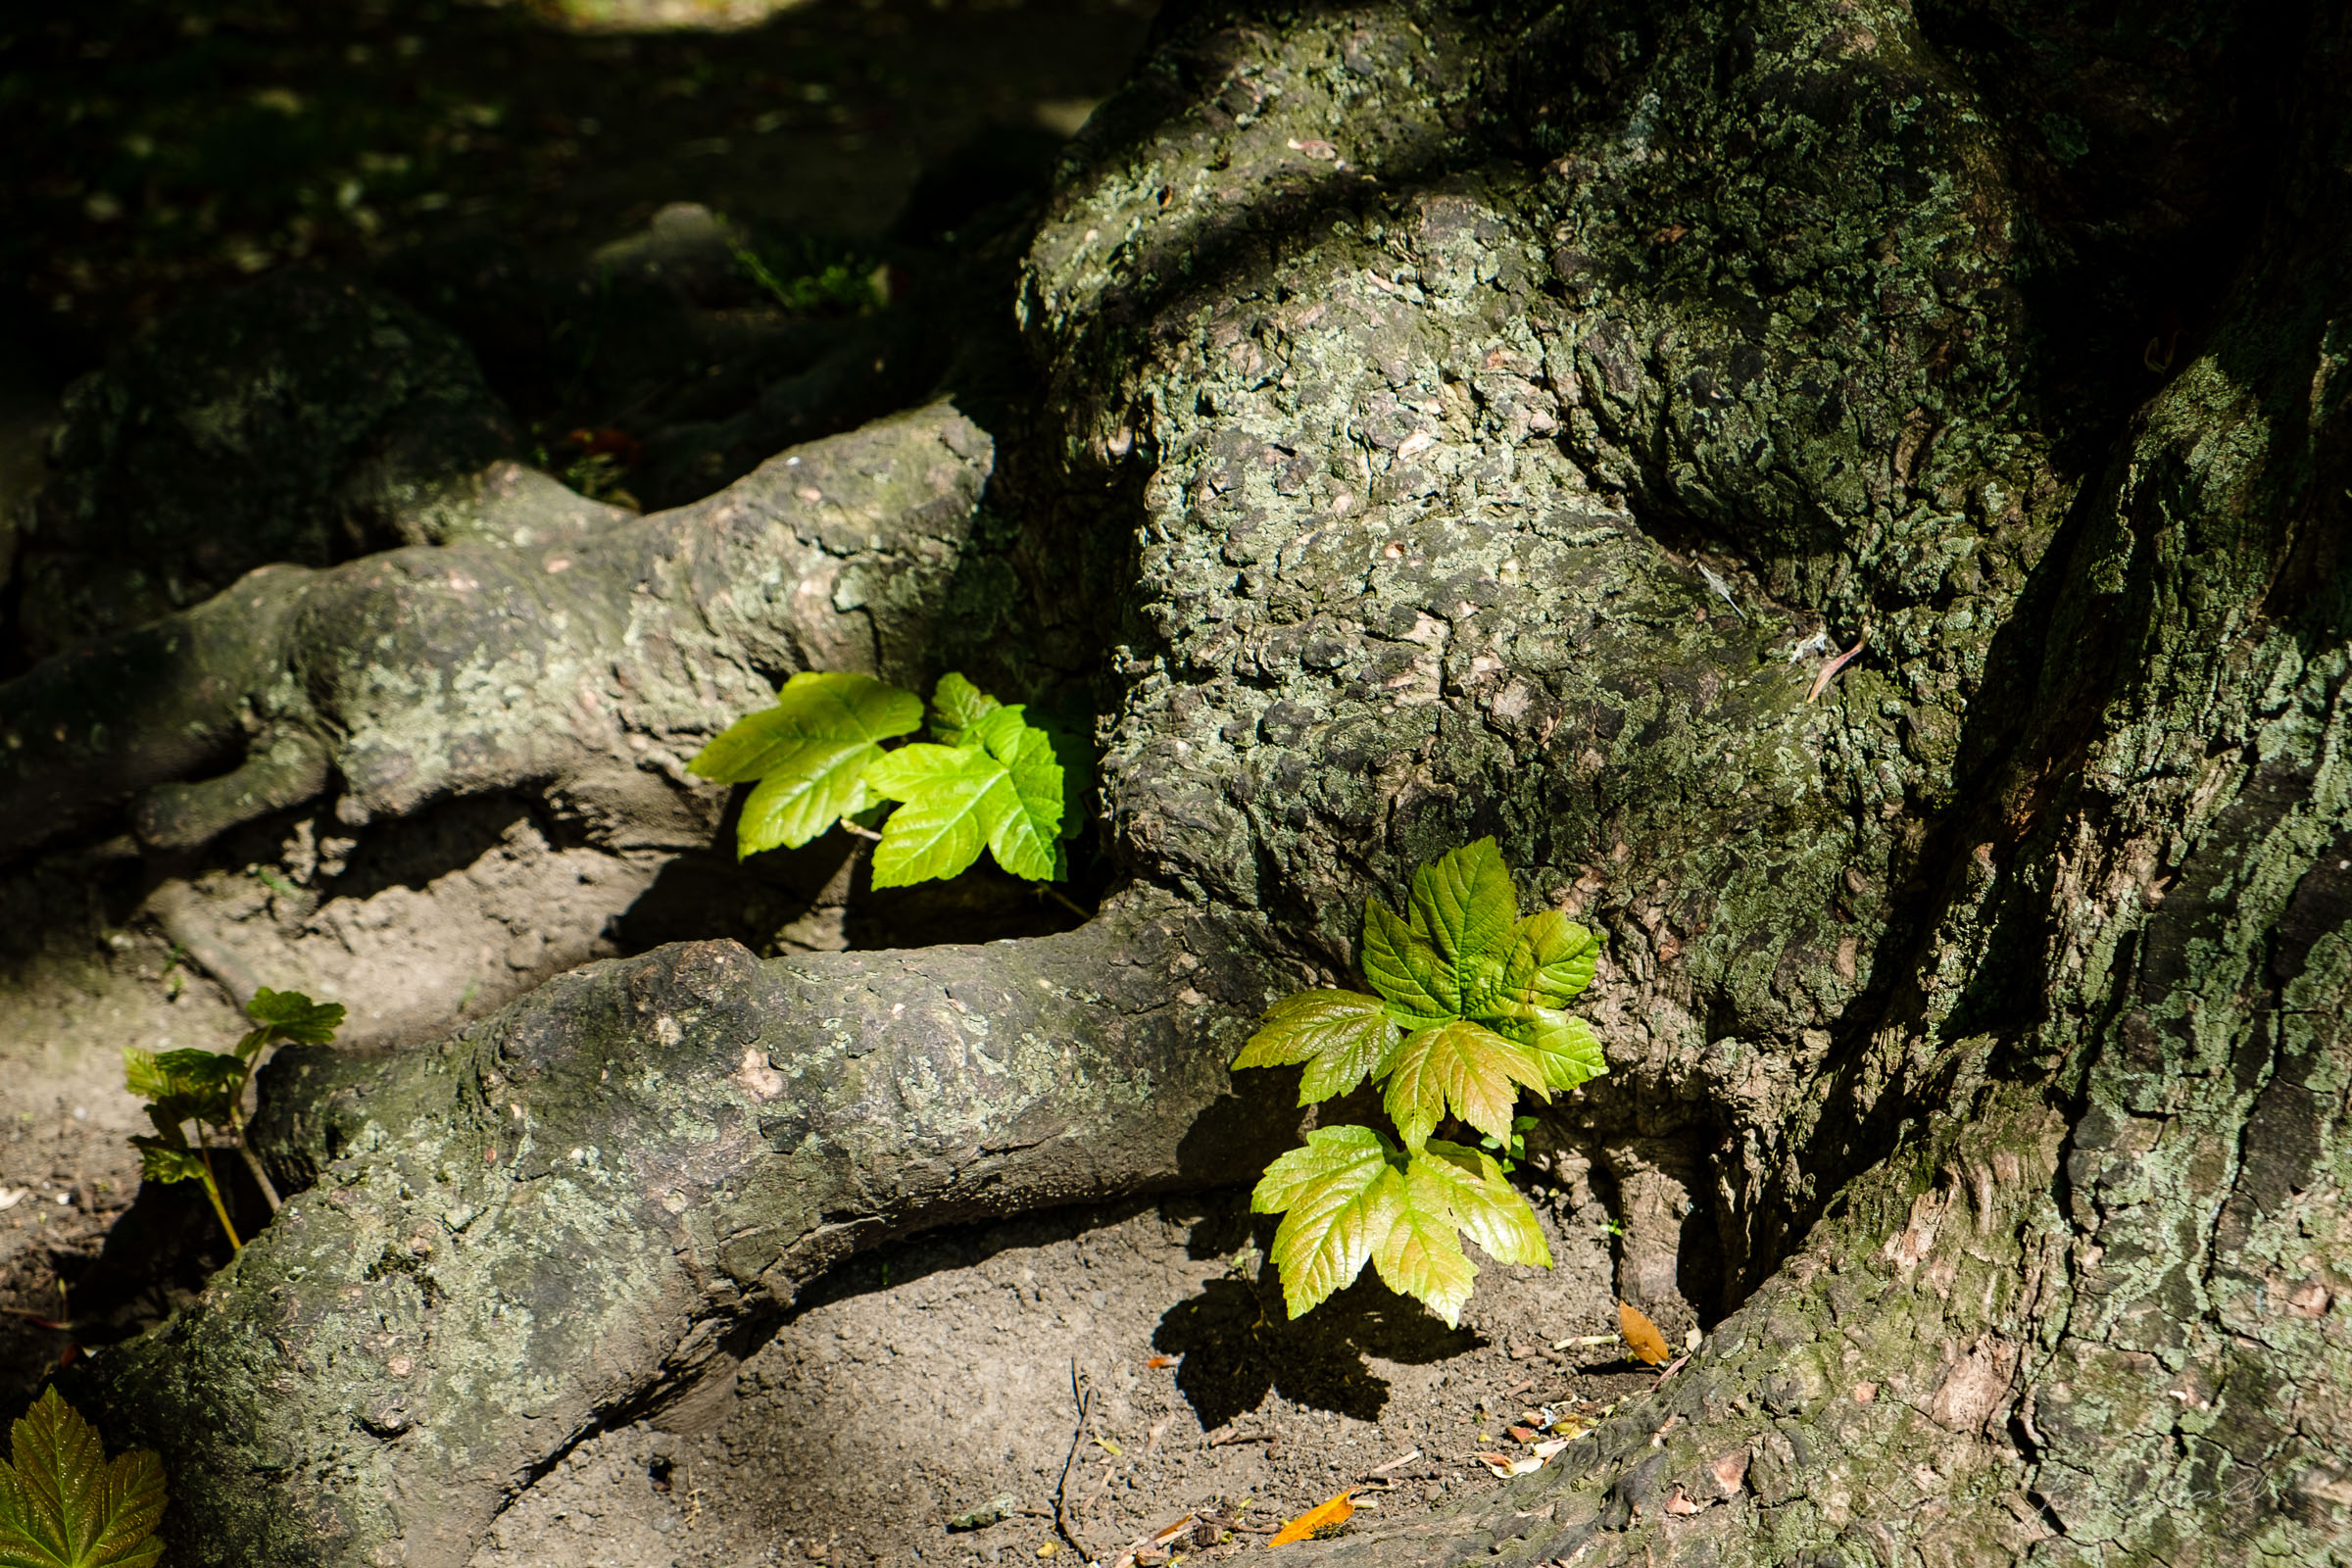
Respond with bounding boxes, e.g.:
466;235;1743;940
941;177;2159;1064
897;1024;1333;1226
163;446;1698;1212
0;1389;165;1568
1231;991;1399;1104
864;705;1063;886
1382;1019;1548;1151
1405;838;1519;1009
122;1050;241;1125
1619;1300;1672;1365
1415;1142;1552;1268
1496;911;1600;1010
244;987;345;1047
690;672;924;857
1379;1159;1479;1326
1359;897;1454;1027
927;672;1002;746
1252;1126;1398;1318
129;1140;209;1187
1494;1008;1608;1093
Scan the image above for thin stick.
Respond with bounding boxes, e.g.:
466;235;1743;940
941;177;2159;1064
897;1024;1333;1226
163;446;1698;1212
1038;884;1093;920
1055;1361;1094;1557
226;1093;283;1214
1806;629;1869;702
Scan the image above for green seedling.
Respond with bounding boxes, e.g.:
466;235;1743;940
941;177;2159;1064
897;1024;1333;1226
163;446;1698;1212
1231;840;1606;1325
123;987;344;1251
690;671;1086;887
0;1388;166;1568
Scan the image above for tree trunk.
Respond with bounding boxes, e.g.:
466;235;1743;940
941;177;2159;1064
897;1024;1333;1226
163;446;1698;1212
26;0;2352;1562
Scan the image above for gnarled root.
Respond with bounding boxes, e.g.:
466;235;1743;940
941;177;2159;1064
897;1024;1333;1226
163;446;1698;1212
71;891;1293;1568
0;403;992;866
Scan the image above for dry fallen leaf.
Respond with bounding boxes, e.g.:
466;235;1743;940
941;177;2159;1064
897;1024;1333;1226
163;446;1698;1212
1147;1355;1177;1369
1507;1424;1538;1443
1530;1438;1571;1461
1268;1493;1355;1545
1619;1301;1671;1365
1474;1452;1544;1478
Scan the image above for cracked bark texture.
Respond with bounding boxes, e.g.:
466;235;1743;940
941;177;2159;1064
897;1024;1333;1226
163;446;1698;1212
0;401;991;862
32;0;2352;1562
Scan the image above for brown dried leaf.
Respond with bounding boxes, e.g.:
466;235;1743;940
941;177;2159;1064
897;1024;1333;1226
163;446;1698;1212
1618;1300;1671;1365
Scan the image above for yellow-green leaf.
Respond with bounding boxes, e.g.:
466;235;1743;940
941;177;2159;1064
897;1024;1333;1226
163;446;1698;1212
1497;910;1600;1010
690;672;924;856
1359;897;1453;1027
245;987;345;1046
864;706;1064;886
1405;838;1519;1003
928;672;1003;746
1382;1019;1548;1150
1416;1142;1552;1267
1502;1009;1608;1093
1252;1125;1399;1317
1378;1159;1480;1326
1231;991;1399;1104
0;1389;166;1568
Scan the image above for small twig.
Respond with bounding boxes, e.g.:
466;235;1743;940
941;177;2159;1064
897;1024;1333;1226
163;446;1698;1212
838;820;884;843
1368;1448;1422;1475
1806;629;1869;702
1207;1428;1273;1447
1055;1361;1094;1557
1494;1378;1535;1402
1037;884;1094;920
234;1140;283;1213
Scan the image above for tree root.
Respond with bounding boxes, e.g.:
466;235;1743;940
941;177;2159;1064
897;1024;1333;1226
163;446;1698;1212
0;403;993;867
68;891;1293;1567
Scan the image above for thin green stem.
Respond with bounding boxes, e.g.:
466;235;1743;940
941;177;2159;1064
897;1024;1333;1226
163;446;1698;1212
193;1136;242;1250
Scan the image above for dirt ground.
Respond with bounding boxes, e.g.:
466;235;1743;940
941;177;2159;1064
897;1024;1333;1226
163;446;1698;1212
0;0;1685;1559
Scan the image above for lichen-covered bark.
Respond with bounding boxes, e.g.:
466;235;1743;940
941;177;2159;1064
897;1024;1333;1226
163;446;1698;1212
36;0;2352;1561
73;891;1296;1567
0;403;991;861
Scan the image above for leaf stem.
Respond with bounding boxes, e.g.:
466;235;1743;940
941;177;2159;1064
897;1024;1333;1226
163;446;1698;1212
192;1141;243;1251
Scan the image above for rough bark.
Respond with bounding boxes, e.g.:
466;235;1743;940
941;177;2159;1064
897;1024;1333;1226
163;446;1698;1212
29;0;2352;1562
0;401;991;863
73;892;1297;1567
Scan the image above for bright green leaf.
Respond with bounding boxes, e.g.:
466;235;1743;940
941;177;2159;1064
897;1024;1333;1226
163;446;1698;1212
927;672;1002;746
1359;897;1454;1027
1382;1019;1549;1151
1231;990;1399;1104
1376;1160;1480;1326
120;1050;171;1105
245;987;346;1046
689;672;923;856
1405;838;1519;1008
1496;911;1600;1010
865;709;1063;887
0;1389;166;1568
1251;1125;1397;1317
1492;1009;1609;1093
1416;1142;1552;1268
129;1139;207;1187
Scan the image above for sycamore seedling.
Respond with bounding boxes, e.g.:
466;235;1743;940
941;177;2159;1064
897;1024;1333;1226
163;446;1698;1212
1233;840;1605;1325
123;987;344;1251
0;1388;165;1568
689;671;1082;887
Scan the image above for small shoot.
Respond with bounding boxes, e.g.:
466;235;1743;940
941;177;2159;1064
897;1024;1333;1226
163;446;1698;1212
691;671;1087;888
123;987;343;1252
1232;840;1606;1325
0;1388;166;1568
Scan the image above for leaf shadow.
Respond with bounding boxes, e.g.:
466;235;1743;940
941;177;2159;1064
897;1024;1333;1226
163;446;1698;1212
1149;1198;1476;1432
